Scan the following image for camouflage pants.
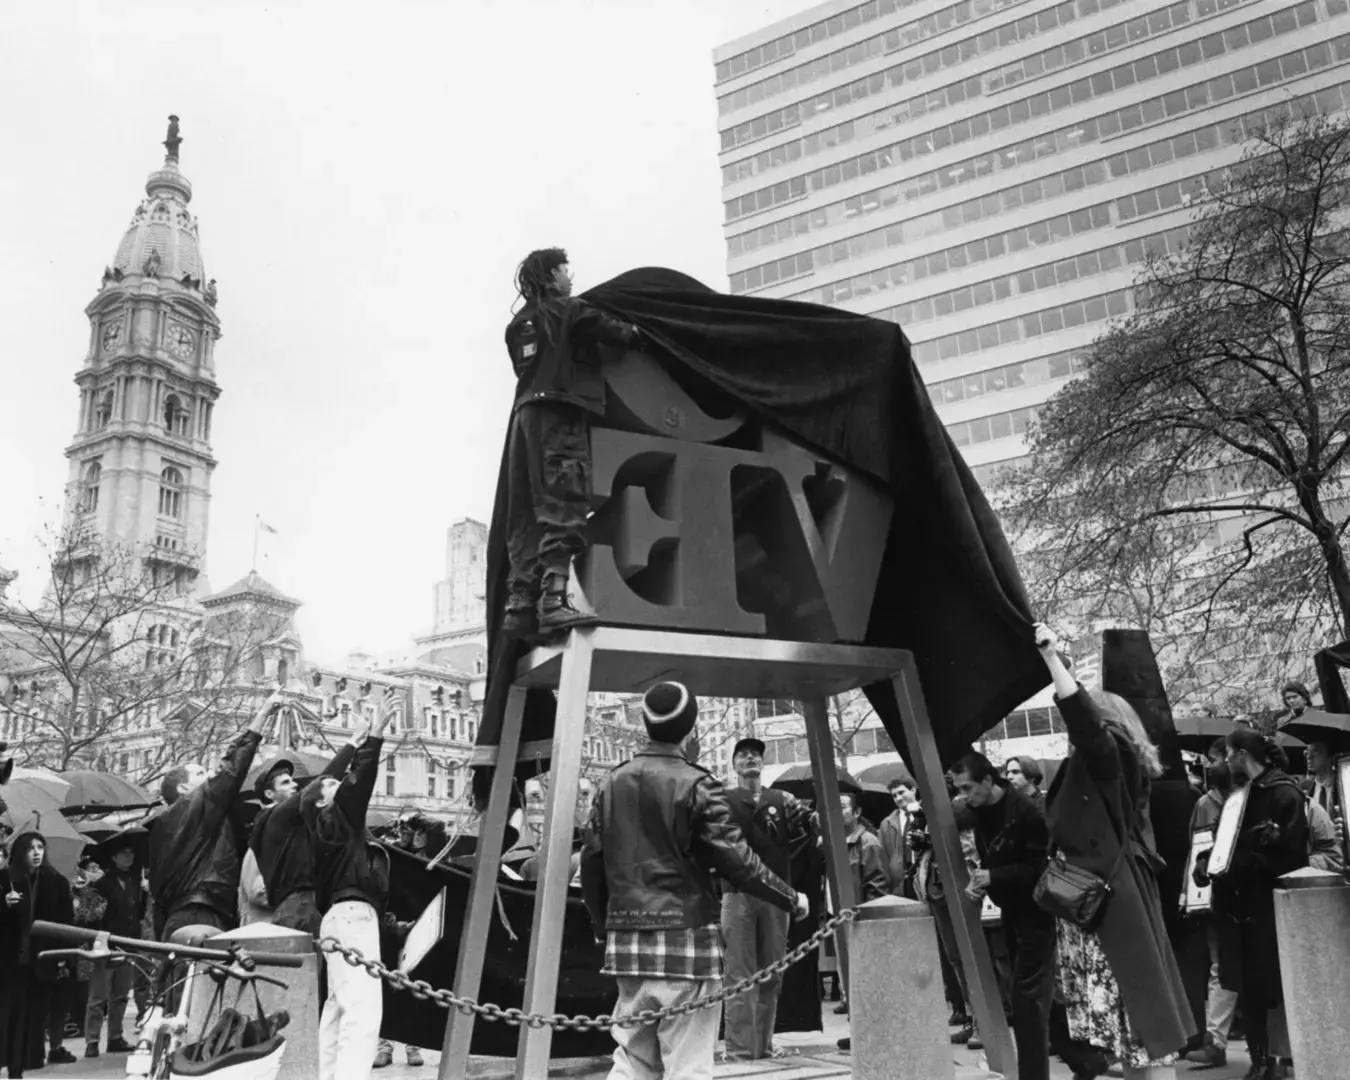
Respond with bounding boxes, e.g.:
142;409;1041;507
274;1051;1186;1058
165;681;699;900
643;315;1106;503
505;401;592;607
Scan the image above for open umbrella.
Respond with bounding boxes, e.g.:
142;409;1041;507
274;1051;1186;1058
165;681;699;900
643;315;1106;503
770;763;863;801
59;770;154;815
2;774;89;877
1280;709;1350;755
89;825;150;868
1174;716;1246;755
855;761;914;789
73;818;123;844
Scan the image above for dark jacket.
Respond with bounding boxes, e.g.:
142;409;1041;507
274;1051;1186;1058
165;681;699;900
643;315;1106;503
149;730;263;922
580;744;796;934
845;825;889;904
253;742;358;907
968;780;1050;915
1209;768;1308;1005
722;786;813;885
8;833;74;972
0;863;34;969
505;298;639;415
1209;768;1308;922
878;808;911;895
93;867;146;938
1045;689;1194;1058
301;737;390;913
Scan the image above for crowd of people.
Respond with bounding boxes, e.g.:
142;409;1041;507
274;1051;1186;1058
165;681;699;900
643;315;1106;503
577;624;1340;1080
0;686;443;1080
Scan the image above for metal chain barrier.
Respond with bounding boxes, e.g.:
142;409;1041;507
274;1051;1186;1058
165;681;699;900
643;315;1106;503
315;908;858;1031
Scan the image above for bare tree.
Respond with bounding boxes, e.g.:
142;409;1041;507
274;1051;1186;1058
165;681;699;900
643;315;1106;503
997;109;1350;714
0;529;278;776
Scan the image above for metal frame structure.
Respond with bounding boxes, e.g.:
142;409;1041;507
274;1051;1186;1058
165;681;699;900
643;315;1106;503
437;626;1014;1079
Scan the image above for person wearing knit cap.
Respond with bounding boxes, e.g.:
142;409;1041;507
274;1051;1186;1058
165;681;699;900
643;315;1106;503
580;681;809;1077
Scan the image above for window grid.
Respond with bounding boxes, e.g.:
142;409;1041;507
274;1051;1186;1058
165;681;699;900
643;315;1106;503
928;348;1089;405
785;170;1216;303
718;0;1029;115
896;287;1134;365
946;404;1041;446
886;223;1191;328
726;77;1350;282
723;0;1215;179
158;466;184;520
724;4;1345;222
80;460;101;514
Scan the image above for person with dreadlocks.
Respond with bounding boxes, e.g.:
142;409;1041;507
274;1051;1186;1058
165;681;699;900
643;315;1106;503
502;248;642;640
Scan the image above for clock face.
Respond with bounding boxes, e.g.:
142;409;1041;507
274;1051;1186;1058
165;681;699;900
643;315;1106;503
101;320;123;353
168;325;195;359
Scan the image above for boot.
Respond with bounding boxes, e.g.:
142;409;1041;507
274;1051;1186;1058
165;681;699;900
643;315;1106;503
537;571;598;635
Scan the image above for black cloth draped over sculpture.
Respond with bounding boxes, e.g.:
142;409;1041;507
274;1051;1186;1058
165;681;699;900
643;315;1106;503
472;267;1047;803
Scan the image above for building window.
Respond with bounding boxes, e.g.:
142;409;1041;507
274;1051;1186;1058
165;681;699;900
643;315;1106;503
163;394;190;436
95;390;114;430
80;460;102;513
158;466;184;519
145;623;180;667
386;775;395;796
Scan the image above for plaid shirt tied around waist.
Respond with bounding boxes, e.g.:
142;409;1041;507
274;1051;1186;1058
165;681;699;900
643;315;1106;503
602;924;724;980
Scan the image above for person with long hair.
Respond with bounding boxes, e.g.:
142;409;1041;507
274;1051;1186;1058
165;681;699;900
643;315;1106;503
1197;727;1308;1080
3;833;76;1074
1036;624;1193;1080
502;248;641;640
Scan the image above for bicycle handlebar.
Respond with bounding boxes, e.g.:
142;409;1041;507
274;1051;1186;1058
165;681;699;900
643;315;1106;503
32;921;305;969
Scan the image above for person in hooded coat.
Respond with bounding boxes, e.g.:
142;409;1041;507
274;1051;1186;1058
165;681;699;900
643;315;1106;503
0;839;34;1078
1035;626;1194;1079
3;832;76;1075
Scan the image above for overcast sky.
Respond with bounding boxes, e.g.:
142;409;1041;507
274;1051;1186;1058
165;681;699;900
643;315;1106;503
0;0;811;662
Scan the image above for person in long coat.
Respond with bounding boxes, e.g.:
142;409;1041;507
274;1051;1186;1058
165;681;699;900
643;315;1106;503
1036;625;1194;1078
1201;727;1308;1080
0;839;34;1078
5;832;76;1075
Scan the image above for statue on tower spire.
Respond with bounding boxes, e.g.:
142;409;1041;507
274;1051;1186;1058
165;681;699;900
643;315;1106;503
164;114;182;162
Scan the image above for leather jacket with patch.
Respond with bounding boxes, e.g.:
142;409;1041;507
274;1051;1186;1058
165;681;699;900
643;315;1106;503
580;745;796;934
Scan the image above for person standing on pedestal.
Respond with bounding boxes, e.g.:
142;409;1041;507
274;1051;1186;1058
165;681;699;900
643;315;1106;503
580;682;808;1079
502;247;642;641
1036;624;1194;1080
951;751;1056;1080
302;691;399;1080
720;736;815;1061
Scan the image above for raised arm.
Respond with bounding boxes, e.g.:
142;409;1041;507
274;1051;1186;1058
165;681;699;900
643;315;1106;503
333;688;401;826
1035;623;1121;782
571;300;641;350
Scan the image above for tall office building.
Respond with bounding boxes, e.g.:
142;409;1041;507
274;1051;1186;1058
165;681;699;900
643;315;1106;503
715;0;1350;483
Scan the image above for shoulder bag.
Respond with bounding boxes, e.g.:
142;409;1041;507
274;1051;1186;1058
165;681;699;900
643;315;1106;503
1033;785;1130;930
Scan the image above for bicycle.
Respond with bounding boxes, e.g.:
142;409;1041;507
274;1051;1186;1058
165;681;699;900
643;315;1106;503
33;920;304;1080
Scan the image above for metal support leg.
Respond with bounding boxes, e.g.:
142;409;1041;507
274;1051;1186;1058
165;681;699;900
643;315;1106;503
515;629;596;1080
802;698;855;990
438;686;528;1080
889;661;1015;1078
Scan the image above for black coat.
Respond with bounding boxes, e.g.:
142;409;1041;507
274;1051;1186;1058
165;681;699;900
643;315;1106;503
1210;768;1308;1005
580;743;796;934
301;738;390;913
1045;690;1194;1057
722;786;812;884
505;298;639;416
150;731;262;923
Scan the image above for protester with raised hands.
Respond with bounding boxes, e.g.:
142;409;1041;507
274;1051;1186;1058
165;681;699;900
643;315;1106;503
149;688;285;941
302;685;401;1080
1035;623;1193;1080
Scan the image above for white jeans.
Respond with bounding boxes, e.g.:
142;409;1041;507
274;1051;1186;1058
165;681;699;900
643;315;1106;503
608;976;722;1080
319;900;383;1080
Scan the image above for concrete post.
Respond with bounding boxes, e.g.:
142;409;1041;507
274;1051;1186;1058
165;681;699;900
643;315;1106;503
193;923;322;1080
1274;866;1350;1080
848;895;961;1080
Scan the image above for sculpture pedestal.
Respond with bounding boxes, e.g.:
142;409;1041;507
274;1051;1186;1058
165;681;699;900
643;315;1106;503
849;896;953;1080
1274;868;1350;1080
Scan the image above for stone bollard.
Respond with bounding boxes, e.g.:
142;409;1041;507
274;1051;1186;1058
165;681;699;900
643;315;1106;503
849;895;962;1080
1274;866;1350;1080
187;923;322;1080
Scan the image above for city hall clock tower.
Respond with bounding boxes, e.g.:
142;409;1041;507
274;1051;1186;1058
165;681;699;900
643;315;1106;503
63;117;221;597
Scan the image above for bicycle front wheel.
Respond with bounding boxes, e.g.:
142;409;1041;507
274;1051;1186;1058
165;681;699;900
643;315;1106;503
148;1030;176;1080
